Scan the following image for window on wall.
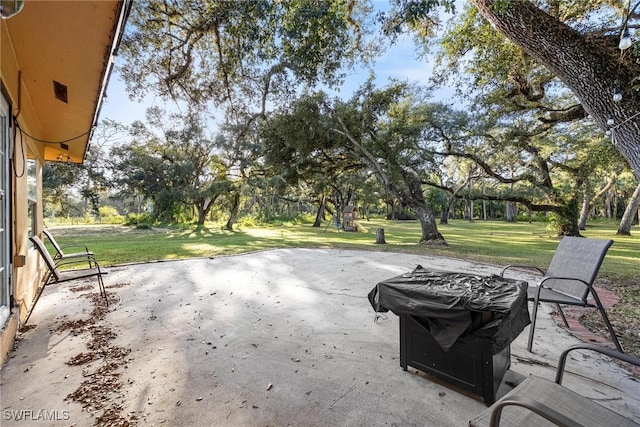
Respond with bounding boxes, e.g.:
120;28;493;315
27;159;37;240
0;94;10;326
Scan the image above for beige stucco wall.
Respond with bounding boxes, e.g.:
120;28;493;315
0;313;18;365
12;156;44;323
1;19;47;366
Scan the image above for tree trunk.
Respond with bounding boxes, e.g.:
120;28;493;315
387;200;394;220
313;195;326;227
334;206;342;228
224;192;240;231
470;0;640;182
481;179;487;220
196;197;216;225
505;201;516;222
415;205;446;244
466;179;474;222
197;205;207;225
578;190;589;231
466;198;474;222
617;181;640;235
580;173;620;225
440;197;452;224
399;170;446;244
553;199;581;237
375;228;386;244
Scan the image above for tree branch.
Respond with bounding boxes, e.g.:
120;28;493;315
424;179;558;211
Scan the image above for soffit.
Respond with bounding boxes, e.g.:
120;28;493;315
3;1;124;163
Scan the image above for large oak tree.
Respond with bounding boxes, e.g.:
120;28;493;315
389;0;640;181
109;110;231;224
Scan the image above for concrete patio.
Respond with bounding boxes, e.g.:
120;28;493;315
1;248;638;426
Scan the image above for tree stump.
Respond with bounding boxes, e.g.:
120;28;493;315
375;228;386;244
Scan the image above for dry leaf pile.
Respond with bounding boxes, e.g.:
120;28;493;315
56;283;135;426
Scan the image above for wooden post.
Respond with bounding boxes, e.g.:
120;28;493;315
375;228;386;244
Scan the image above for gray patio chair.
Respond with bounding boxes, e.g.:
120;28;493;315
500;236;622;352
43;229;93;263
26;235;107;323
468;343;640;426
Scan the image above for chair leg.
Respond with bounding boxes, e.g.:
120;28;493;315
97;274;108;307
590;292;623;352
556;304;569;328
22;282;47;325
528;300;540;352
599;307;623;352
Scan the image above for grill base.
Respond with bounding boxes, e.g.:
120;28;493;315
399;314;510;406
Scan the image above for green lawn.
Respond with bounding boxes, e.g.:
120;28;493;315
46;218;639;280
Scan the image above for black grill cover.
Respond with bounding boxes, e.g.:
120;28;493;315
368;265;530;353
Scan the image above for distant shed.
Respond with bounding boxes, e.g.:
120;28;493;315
343;206;358;231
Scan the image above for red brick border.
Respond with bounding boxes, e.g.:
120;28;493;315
550;286;619;348
550;287;640;374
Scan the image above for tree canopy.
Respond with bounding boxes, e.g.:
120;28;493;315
109;110;231;224
386;0;640;181
120;0;373;122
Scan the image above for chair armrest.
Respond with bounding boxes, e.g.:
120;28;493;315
58;244;91;252
53;252;96;265
488;395;582;427
538;275;593;293
53;244;92;259
556;343;640;384
54;256;102;271
500;265;545;278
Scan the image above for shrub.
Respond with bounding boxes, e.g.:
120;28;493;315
98;206;119;218
98;206;124;224
237;216;260;228
104;215;124;224
123;213;154;227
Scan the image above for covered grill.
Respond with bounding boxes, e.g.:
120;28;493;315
369;265;530;405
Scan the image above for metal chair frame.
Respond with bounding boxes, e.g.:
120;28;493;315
501;236;622;352
25;235;107;323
